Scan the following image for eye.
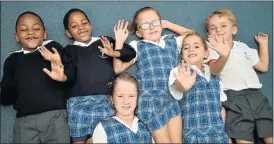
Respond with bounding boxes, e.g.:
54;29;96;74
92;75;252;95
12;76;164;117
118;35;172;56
195;46;199;49
129;95;136;97
152;20;161;27
221;25;227;28
139;23;150;30
20;29;27;32
183;47;189;50
117;95;123;98
210;27;215;31
33;28;41;31
83;21;89;25
71;25;77;29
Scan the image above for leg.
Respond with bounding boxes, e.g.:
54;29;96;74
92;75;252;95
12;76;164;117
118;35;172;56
235;139;253;143
13;115;40;143
86;137;93;144
263;136;273;143
167;115;182;143
40;110;70;143
152;124;171;143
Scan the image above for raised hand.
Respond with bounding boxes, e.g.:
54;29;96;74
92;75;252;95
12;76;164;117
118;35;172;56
98;36;114;57
174;60;197;92
39;46;62;63
255;32;268;46
114;19;129;49
43;59;67;82
208;33;231;57
161;20;171;29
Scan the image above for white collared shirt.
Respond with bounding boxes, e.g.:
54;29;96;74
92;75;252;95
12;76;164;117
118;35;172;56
73;37;100;46
92;116;140;143
129;34;183;62
205;41;262;91
10;40;52;54
168;64;227;102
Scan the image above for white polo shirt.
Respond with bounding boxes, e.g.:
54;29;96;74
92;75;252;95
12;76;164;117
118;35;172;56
205;41;262;91
168;64;227;102
129;34;183;63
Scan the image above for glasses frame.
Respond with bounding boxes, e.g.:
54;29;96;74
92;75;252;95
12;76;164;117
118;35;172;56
138;19;161;31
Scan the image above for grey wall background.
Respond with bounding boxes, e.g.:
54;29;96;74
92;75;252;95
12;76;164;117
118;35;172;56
1;1;273;143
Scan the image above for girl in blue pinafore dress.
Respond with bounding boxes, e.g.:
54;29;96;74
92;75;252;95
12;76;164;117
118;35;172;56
169;32;229;143
92;72;153;143
116;7;193;143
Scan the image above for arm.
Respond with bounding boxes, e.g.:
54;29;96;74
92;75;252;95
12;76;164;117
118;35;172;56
253;33;269;72
161;20;192;37
221;107;226;122
207;34;231;75
1;55;17;106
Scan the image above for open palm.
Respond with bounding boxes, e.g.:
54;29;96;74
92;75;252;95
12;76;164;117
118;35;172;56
39;47;62;63
43;60;66;82
98;36;114;57
208;33;231;57
174;61;197;92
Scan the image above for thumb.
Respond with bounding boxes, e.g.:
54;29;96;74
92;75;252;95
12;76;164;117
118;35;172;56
192;69;198;81
43;68;52;77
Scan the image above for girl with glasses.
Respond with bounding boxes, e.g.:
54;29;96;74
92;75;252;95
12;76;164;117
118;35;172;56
115;6;192;143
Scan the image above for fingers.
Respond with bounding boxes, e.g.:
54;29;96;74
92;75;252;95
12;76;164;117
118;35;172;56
43;68;52;77
208;35;217;48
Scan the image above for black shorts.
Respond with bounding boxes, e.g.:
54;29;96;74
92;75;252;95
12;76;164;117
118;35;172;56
222;89;273;142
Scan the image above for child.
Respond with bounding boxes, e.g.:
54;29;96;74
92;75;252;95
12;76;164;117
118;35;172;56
115;6;193;143
168;31;229;143
0;11;70;143
92;72;153;143
39;8;136;143
206;8;273;143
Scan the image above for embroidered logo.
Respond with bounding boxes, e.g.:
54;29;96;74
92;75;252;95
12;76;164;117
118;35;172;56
244;52;249;60
98;47;108;58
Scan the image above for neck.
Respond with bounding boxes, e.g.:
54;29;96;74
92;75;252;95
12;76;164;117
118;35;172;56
116;114;135;128
24;47;38;52
227;39;234;49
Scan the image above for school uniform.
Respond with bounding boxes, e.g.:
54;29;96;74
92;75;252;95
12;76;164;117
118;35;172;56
206;41;273;141
92;116;153;143
169;64;228;143
0;40;70;143
129;34;183;132
63;36;136;142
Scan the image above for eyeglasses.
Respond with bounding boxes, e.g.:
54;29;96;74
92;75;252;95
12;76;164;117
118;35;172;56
138;20;161;30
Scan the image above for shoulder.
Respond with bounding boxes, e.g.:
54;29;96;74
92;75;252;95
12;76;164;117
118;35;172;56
44;40;63;51
3;52;22;66
234;40;250;49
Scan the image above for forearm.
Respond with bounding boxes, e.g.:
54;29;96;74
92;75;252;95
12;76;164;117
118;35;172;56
221;107;226;122
114;43;136;62
113;58;133;74
258;43;269;71
167;22;192;36
209;56;229;75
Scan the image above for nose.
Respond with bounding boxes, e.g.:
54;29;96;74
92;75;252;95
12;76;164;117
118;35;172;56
27;29;34;35
123;97;130;104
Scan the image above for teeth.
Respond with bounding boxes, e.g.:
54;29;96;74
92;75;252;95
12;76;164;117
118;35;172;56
188;54;197;58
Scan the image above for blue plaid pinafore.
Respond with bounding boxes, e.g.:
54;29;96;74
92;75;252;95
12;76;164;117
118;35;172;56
180;71;228;143
101;118;152;143
136;35;181;132
67;95;115;138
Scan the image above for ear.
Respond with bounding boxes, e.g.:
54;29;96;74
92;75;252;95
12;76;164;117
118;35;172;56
15;33;19;42
232;26;238;35
135;30;142;38
65;30;72;39
43;31;48;40
204;50;209;59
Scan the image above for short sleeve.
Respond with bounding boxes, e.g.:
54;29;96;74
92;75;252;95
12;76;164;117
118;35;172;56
249;48;260;66
204;41;220;63
168;67;184;100
175;36;183;53
219;81;227;102
92;122;108;143
129;40;138;63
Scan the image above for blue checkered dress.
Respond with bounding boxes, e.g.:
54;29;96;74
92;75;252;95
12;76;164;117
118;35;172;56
136;35;181;132
179;70;228;143
67;95;115;137
101;118;152;143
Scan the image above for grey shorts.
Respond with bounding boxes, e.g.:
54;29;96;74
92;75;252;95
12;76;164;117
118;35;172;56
13;109;70;143
222;89;273;142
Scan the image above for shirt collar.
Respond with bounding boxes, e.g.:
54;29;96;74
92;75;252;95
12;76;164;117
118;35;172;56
113;116;139;133
141;35;167;48
17;40;52;54
73;37;100;47
190;64;211;81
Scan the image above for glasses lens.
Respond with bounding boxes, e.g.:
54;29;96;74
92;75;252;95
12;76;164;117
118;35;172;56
140;23;150;30
152;20;161;27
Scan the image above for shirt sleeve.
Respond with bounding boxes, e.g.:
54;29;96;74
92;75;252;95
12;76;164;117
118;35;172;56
168;67;184;100
0;54;18;106
219;81;227;102
249;48;260;66
92;122;108;143
175;36;183;53
204;41;220;63
129;40;138;63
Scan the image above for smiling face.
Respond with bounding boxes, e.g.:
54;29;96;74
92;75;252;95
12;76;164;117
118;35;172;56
65;11;92;44
15;13;47;50
182;34;208;67
111;79;138;119
135;10;162;43
207;14;238;42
